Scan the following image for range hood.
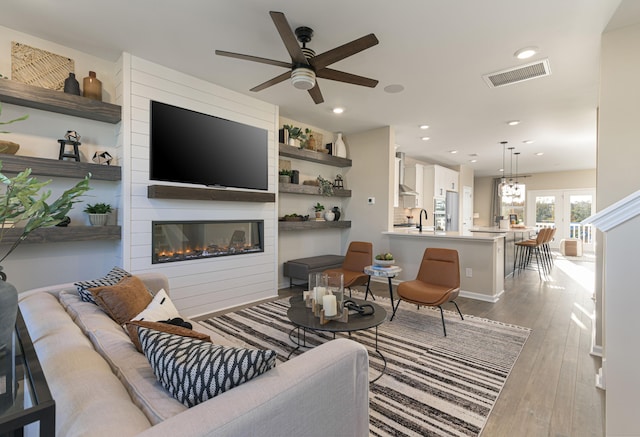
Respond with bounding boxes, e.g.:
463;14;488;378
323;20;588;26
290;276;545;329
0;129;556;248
396;152;418;196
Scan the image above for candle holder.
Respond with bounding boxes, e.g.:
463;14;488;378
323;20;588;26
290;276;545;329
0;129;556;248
320;307;349;325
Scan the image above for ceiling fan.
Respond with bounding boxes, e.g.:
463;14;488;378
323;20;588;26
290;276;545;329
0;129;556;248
215;11;379;104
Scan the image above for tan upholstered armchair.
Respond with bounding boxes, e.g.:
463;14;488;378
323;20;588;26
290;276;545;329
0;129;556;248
324;241;372;295
394;248;463;336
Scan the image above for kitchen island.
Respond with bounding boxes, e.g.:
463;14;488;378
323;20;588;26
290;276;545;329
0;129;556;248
469;226;537;277
382;229;505;302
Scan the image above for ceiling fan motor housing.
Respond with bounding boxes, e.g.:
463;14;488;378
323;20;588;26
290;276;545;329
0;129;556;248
291;67;316;90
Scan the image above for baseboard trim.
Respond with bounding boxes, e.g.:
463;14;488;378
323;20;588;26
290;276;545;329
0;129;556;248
459;289;503;303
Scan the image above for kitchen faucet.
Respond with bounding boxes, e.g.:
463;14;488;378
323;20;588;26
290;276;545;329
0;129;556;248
418;209;428;232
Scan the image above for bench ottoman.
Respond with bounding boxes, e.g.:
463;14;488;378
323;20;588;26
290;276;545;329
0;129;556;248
283;255;345;287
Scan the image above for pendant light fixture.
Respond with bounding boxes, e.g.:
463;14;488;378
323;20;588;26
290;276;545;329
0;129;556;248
498;141;508;197
513;152;521;196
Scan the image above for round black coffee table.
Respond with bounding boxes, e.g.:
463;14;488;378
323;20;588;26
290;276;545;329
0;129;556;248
287;295;387;382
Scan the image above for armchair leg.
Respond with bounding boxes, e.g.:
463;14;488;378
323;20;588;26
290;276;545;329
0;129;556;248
451;301;464;320
438;306;447;336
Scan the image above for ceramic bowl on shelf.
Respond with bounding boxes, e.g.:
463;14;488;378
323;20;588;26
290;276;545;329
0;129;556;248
373;259;395;267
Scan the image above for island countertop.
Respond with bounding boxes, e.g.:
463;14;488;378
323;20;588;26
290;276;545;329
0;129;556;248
384;229;505;242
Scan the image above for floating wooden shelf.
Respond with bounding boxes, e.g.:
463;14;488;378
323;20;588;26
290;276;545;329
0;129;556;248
147;185;276;202
0;154;121;181
278;143;352;167
278;183;351;197
0;79;121;123
279;220;351;231
0;225;121;246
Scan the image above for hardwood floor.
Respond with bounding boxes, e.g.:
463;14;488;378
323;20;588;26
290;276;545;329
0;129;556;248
278;252;604;436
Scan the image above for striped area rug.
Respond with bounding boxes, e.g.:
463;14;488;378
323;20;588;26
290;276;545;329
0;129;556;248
202;294;530;436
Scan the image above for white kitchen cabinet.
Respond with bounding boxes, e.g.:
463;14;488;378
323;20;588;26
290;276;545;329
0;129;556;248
424;164;459;199
403;163;424;208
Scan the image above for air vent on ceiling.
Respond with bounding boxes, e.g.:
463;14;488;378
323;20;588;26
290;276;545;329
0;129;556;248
482;58;551;88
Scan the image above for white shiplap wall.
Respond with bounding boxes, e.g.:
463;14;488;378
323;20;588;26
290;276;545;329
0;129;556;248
119;54;279;318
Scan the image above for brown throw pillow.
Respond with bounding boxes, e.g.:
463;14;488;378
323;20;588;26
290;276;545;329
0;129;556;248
90;276;153;325
125;320;212;353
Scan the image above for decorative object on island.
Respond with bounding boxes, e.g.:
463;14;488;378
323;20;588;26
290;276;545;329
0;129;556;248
0;100;29;154
407;215;414;225
279;169;292;183
11;41;74;91
63;72;81;95
317;175;334;196
333;174;344;189
313;202;324;219
0;162;91;355
84;202;113;226
83;71;102;101
92;151;113;165
324;210;335;221
331;206;341;221
283;124;309;148
334;132;346;158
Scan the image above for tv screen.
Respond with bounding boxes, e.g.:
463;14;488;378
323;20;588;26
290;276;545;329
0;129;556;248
150;101;268;191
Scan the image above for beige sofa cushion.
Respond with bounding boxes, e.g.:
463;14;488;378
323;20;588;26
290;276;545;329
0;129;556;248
18;291;152;436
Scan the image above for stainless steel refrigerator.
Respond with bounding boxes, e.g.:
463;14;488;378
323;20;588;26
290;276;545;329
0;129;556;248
445;191;459;231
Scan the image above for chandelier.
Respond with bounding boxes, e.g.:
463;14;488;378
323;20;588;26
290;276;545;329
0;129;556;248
499;144;521;198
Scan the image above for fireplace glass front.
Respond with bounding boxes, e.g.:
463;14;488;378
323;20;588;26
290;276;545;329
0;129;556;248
152;220;264;264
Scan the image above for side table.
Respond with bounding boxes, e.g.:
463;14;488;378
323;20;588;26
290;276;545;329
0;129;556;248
0;309;55;436
364;265;402;319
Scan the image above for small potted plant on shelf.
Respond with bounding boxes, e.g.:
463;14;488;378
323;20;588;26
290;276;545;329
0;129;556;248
313;202;324;220
279;169;292;183
283;125;309;148
317;175;334;196
84;202;112;226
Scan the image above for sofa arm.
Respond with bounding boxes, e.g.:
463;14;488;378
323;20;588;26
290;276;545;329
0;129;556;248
136;338;369;437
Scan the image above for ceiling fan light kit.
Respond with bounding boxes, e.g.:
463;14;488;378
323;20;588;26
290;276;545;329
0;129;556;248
216;11;379;104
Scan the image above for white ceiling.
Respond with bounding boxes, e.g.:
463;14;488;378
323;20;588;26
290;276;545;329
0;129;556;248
1;0;634;177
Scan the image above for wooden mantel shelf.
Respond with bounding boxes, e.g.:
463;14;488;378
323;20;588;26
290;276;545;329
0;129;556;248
0;225;121;246
0;79;121;124
147;185;276;202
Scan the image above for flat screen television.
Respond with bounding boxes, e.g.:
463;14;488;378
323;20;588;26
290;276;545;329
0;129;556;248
150;101;268;191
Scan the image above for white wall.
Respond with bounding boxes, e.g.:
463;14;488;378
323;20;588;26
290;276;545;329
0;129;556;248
597;20;640;436
120;55;279;318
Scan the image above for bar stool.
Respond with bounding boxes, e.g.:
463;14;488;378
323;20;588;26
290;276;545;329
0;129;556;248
514;227;551;278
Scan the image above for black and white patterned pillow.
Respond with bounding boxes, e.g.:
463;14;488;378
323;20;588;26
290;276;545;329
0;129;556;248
74;266;131;304
138;326;276;407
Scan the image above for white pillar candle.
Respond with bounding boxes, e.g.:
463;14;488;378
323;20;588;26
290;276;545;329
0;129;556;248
315;286;326;302
323;294;337;317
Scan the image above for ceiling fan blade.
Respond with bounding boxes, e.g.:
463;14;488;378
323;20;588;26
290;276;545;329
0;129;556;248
215;50;293;69
308;83;324;104
250;71;292;92
310;34;379;70
269;11;308;65
316;68;379;88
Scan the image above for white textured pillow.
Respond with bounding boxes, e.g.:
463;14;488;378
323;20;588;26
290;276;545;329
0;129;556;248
131;289;180;322
138;326;277;407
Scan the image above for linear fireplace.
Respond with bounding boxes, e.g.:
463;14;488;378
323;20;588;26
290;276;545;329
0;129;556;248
152;220;264;264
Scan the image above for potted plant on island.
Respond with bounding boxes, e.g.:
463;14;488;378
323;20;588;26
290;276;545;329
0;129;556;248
313;202;324;220
84;202;112;226
0;162;91;354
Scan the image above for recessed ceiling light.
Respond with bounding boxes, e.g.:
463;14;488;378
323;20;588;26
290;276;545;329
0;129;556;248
514;46;538;60
419;124;429;130
421;136;430;141
507;120;521;126
535;152;544;156
499;169;505;173
523;140;534;144
470;159;477;163
449;150;458;154
384;84;405;93
332;107;344;114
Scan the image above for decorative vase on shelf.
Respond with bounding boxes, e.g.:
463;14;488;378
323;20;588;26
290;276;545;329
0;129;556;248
334;133;346;158
324;211;335;222
0;268;18;357
331;206;341;221
83;71;102;101
63;72;81;95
